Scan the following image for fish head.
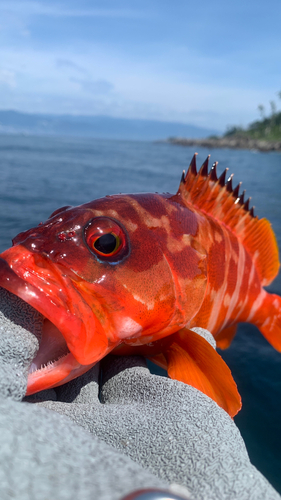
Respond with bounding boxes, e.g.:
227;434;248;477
0;192;206;393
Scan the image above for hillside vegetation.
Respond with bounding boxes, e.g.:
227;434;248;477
167;94;281;152
224;95;281;142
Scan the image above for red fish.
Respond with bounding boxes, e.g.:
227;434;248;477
0;154;280;417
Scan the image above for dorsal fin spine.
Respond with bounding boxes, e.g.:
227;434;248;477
178;156;280;286
210;162;218;181
219;169;228;186
190;154;198;175
244;198;250;212
238;190;246;205
226;174;234;192
182;158;254;221
199;156;210;176
232;183;241;199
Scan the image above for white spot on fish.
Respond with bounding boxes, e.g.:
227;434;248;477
94;274;106;285
248;261;256;286
262;317;270;327
223;294;231;307
122;283;155;310
92;210;104;217
273;298;279;309
108;210;119;218
246;289;267;322
117;317;143;339
252;250;260;266
124;220;138;232
214;231;223;243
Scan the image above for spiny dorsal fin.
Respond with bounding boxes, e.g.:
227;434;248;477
177;154;280;286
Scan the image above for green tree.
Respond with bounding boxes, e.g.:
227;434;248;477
270;100;277;116
257;104;265;119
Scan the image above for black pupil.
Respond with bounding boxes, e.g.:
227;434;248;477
94;233;117;254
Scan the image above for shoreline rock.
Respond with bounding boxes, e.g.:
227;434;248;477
166;136;281;152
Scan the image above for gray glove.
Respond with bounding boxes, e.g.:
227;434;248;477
0;288;171;500
34;355;280;500
0;286;280;500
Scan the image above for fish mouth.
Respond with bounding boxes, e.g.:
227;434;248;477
26;317;93;396
0;247;110;395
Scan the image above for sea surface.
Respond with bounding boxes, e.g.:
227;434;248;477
0;133;281;492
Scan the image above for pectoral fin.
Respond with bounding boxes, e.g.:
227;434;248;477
150;327;241;417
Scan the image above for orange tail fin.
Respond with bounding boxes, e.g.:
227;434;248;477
149;327;241;418
256;292;281;352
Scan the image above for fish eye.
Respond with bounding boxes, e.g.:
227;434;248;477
84;217;129;263
93;233;120;255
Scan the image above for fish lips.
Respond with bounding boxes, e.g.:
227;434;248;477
0;247;110;394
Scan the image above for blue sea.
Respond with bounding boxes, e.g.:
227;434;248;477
0;134;281;492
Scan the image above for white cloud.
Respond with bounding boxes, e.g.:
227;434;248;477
0;69;16;88
70;78;114;95
0;37;278;131
0;1;279;133
56;59;87;75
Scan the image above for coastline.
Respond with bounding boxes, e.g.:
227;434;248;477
165;136;281;152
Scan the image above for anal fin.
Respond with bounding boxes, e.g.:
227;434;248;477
215;325;237;349
147;353;168;371
256;292;281;352
153;328;241;417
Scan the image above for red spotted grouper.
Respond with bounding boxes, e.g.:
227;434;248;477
0;154;280;417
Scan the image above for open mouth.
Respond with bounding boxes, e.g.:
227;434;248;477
28;318;70;374
0;252;108;395
26;328;92;396
26;315;83;396
26;314;96;395
0;282;93;395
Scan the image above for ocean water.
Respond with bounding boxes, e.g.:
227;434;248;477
0;133;281;492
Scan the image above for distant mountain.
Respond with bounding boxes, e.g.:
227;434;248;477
0;110;219;141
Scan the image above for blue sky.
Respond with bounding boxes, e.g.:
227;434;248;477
0;0;281;131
